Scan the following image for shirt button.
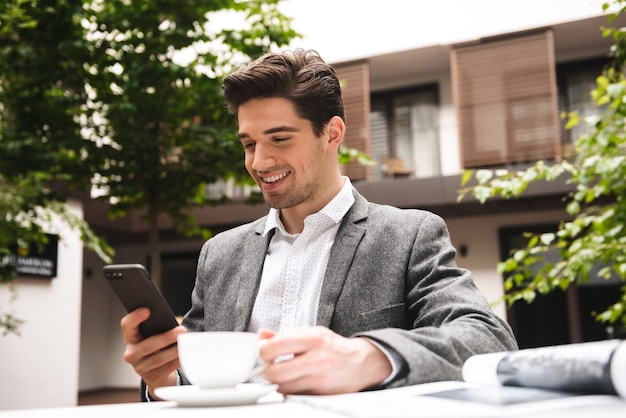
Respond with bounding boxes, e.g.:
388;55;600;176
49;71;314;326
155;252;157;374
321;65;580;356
285;294;297;305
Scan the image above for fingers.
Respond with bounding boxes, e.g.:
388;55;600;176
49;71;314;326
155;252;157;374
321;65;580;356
120;308;187;389
259;326;330;362
120;307;150;345
124;326;187;388
263;350;331;393
258;327;392;395
130;339;181;384
258;327;336;392
123;325;186;366
258;328;277;340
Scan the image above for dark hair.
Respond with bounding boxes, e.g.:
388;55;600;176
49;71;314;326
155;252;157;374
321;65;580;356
221;48;345;137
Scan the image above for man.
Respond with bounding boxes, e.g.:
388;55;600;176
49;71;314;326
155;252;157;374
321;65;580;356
121;48;517;400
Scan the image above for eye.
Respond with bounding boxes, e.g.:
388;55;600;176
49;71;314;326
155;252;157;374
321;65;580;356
273;136;290;143
242;141;255;149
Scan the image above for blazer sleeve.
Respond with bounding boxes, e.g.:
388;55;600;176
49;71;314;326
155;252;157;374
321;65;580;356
354;211;518;387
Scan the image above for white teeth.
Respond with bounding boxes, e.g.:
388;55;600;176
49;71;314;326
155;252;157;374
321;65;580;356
262;172;288;183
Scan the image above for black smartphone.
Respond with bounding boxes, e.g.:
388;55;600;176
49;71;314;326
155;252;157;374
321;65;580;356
103;263;179;338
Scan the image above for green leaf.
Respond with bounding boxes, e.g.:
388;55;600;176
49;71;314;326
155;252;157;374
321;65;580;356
607;82;625;97
513;250;527;262
566;200;581;215
540;233;555;245
564;111;580;130
461;170;473;186
475;169;493;185
522;290;536;304
473;186;492;203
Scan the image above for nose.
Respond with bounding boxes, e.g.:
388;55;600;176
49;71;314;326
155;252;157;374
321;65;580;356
250;143;276;172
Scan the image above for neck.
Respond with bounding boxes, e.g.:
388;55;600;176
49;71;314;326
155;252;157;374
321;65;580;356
280;175;345;234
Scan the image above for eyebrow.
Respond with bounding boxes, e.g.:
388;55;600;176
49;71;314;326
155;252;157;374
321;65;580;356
237;125;299;140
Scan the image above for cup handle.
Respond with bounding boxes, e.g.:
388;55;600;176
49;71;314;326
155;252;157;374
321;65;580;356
250;337;269;378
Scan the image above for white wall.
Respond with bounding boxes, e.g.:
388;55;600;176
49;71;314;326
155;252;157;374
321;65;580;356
78;250;128;391
0;200;84;410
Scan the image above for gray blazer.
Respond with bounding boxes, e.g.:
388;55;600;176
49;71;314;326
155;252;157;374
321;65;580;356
181;188;517;388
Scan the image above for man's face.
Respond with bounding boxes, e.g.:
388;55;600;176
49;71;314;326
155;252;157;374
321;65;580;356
237;97;330;211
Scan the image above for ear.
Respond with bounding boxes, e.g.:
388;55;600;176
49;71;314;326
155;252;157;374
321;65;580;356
326;116;345;151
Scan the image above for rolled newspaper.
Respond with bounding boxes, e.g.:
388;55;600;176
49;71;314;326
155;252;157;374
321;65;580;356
462;339;626;399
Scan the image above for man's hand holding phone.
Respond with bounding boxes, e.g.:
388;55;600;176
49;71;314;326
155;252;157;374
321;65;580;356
120;307;187;398
103;263;186;396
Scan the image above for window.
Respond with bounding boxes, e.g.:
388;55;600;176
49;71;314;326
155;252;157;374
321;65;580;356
557;58;609;147
370;86;440;180
452;31;561;168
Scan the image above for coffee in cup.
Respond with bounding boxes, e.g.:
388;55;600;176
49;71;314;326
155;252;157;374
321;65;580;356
177;331;261;389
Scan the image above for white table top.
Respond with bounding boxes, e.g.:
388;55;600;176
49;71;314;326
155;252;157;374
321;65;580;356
2;382;626;418
0;398;346;418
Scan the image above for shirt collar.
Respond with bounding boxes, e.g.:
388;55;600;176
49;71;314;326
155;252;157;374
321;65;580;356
263;176;355;237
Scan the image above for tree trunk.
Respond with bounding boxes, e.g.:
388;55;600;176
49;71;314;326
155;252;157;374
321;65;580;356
147;203;162;288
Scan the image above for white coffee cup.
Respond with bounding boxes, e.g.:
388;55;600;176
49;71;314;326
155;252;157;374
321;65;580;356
177;331;262;389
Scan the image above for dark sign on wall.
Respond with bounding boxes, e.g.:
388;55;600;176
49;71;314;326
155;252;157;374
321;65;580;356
1;234;59;279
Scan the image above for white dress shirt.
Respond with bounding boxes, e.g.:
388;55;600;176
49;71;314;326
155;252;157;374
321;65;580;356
247;177;355;334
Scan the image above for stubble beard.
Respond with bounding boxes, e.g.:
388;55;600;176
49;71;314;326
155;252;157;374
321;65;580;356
262;175;321;210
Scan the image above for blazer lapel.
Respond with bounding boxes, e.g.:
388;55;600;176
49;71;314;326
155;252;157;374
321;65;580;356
316;190;368;327
234;219;274;331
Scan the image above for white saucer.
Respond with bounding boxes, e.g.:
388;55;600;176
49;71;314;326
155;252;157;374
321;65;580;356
154;383;279;407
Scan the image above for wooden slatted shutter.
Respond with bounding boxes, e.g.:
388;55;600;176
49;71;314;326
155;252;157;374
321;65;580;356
451;30;561;168
334;61;371;181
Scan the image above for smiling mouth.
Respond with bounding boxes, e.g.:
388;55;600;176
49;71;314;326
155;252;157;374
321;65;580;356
260;171;290;183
